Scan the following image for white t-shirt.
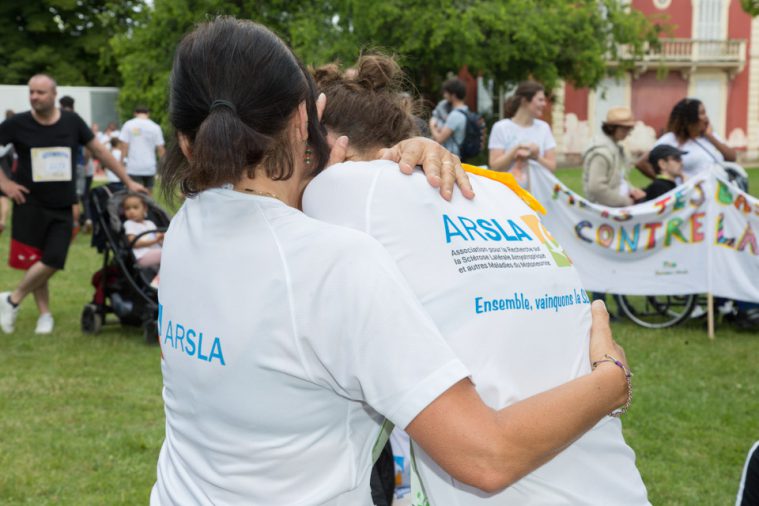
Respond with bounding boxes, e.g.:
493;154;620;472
124;219;159;260
106;148;122;183
151;189;469;506
488;118;556;188
119;117;164;176
303;160;649;506
654;132;724;179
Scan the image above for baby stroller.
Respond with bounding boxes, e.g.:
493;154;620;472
81;185;171;343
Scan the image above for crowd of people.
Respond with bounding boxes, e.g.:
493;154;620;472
0;74;167;335
0;14;755;506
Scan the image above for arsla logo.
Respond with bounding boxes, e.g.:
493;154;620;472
520;215;572;267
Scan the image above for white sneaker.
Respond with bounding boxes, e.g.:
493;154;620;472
35;313;54;335
0;291;18;334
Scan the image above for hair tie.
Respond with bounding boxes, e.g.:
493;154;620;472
209;99;237;114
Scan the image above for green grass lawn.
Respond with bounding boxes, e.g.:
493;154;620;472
0;170;758;504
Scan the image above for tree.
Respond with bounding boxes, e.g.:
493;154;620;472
0;1;146;86
327;0;659;95
112;0;659;130
741;0;759;16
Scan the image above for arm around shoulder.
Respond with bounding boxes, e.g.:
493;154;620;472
406;301;631;493
407;353;629;492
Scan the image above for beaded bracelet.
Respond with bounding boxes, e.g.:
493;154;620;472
591;353;633;417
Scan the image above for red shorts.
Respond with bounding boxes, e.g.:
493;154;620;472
9;203;73;270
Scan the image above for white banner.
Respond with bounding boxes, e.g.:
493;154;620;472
708;178;759;302
529;165;759;302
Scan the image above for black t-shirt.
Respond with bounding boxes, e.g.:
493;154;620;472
639;177;677;203
0;110;94;208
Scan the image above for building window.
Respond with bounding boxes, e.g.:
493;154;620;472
696;0;724;40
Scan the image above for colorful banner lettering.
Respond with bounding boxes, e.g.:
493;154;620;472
529;165;759;302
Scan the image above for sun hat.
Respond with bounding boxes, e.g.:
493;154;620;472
603;107;635;127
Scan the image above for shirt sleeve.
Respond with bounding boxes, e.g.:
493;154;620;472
75;113;95;145
488;120;513;150
294;232;470;430
444;109;466;134
654;132;675;148
123;220;140;235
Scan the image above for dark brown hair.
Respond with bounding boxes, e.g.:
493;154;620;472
160;17;330;198
122;192;148;211
312;54;420;153
601;124;623;137
442;77;466;100
503;81;545;119
667;98;702;142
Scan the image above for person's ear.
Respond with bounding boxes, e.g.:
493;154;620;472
316;93;326;122
325;129;338;149
178;133;192;160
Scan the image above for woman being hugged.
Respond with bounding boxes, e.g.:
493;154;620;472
307;55;647;505
153;18;632;505
488;81;557;188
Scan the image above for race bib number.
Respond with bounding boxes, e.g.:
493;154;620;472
31;147;72;182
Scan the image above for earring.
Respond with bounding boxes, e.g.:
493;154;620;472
304;143;312;166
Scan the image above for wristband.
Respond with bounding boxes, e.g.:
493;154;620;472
592;353;632;417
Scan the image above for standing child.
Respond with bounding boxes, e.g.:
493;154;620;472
122;193;162;286
635;144;686;203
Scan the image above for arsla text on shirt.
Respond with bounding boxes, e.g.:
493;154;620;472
443;214;532;244
158;304;226;366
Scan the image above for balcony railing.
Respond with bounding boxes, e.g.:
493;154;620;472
614;38;747;76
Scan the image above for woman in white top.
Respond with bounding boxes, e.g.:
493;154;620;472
638;97;737;179
152;18;631;505
488;81;557;188
309;55;647;505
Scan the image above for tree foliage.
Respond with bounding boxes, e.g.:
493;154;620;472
0;0;145;85
741;0;759;16
112;0;660;130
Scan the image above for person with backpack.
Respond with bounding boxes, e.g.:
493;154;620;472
429;78;478;161
488;81;557;189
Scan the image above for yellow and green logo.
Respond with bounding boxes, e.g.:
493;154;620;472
520;214;572;267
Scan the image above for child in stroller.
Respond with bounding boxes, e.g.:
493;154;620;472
81;185;171;343
123;193;163;287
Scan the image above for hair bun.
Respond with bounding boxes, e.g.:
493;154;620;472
311;64;343;88
354;54;402;92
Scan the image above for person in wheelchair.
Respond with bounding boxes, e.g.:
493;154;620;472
634;145;685;203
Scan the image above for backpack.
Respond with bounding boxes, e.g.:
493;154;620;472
453;109;486;161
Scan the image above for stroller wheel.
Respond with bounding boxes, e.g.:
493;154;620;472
81;304;103;334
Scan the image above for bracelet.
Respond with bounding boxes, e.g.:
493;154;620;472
592;353;633;417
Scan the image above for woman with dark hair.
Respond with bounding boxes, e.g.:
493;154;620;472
488;81;557;188
637;97;737;179
305;55;646;505
153;17;483;505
